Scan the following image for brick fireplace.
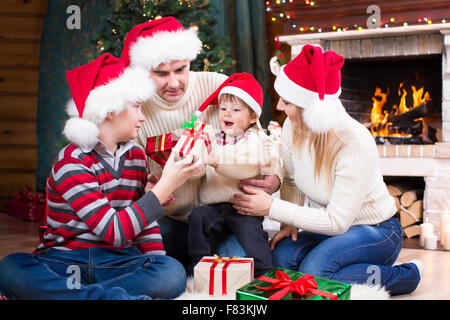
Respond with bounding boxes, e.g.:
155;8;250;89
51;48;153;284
278;23;450;238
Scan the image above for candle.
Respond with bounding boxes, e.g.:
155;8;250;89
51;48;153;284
440;209;450;245
424;234;438;250
444;229;450;251
420;218;434;247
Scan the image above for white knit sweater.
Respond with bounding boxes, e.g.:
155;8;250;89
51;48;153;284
199;127;283;205
269;113;396;236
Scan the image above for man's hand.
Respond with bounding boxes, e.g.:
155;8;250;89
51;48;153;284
239;167;280;195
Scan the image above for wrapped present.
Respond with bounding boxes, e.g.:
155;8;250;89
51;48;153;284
173;121;213;162
145;133;178;167
194;255;254;296
236;267;351;300
5;188;46;222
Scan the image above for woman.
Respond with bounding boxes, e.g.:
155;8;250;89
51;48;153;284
230;45;423;295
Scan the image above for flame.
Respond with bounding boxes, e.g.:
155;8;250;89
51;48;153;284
370;83;431;138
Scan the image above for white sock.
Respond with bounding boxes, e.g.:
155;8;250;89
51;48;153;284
409;259;425;279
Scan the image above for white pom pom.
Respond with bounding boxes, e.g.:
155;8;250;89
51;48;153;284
302;98;341;133
194;110;202;117
63;117;99;147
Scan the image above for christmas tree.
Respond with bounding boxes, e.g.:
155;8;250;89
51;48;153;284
94;0;232;73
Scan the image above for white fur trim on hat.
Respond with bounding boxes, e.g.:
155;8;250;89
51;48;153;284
274;65;344;133
218;86;261;117
64;67;154;147
302;98;345;133
63;117;100;147
129;27;202;70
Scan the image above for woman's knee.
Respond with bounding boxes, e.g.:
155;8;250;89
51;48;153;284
299;254;337;279
271;238;299;271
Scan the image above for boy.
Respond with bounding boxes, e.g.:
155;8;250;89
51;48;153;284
0;53;203;300
188;73;282;277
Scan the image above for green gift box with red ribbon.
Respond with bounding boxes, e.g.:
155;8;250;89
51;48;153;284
236;267;351;300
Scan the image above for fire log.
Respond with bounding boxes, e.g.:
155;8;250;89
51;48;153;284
388;103;428;124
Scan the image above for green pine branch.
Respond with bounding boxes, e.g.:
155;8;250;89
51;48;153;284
92;0;232;73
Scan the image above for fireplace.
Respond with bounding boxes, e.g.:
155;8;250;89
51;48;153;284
278;23;450;240
341;55;442;145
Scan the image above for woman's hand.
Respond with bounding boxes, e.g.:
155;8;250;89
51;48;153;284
269;225;298;250
151;153;204;204
144;173;175;207
230;186;273;217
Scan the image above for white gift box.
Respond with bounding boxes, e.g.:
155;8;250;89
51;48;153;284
173;122;214;162
193;256;254;296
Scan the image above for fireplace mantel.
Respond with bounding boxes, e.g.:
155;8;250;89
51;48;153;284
278;23;450;45
278;23;450;60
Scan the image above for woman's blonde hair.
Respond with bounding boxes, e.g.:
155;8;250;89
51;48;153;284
292;107;347;183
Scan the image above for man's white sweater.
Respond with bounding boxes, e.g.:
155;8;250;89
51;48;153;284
269;114;397;236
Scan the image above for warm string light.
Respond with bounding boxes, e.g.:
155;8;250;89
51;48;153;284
265;1;449;33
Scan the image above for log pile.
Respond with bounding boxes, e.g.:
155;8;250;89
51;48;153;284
387;184;424;238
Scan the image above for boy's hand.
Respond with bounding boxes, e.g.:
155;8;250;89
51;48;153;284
202;154;217;168
145;173;175;206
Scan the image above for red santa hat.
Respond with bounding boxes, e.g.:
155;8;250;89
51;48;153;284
274;44;346;133
195;73;263;120
63;53;155;147
121;16;202;69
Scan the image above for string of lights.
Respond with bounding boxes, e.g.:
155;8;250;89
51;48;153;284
265;0;449;33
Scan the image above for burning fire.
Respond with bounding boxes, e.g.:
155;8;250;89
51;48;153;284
370;83;431;137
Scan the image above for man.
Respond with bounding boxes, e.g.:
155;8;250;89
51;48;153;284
121;17;281;268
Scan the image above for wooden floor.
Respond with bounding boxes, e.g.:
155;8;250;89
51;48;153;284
0;213;448;300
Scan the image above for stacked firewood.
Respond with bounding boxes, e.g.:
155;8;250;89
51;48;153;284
387;184;424;238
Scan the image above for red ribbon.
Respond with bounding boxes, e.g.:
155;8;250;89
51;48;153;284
201;255;253;296
179;123;212;157
254;270;338;300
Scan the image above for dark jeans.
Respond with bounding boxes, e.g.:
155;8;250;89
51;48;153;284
188;203;273;277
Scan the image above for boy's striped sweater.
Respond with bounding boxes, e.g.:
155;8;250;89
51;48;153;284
35;143;165;255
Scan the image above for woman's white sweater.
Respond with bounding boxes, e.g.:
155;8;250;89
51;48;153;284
269;113;397;236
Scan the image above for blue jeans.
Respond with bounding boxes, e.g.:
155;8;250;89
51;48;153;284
0;247;186;300
158;216;246;271
271;217;420;295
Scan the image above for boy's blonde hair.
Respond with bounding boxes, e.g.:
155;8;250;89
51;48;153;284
292;107;347;184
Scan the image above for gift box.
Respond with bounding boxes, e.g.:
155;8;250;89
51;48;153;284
5;188;46;222
236;267;351;300
145;133;178;167
194;255;254;296
173;121;213;162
